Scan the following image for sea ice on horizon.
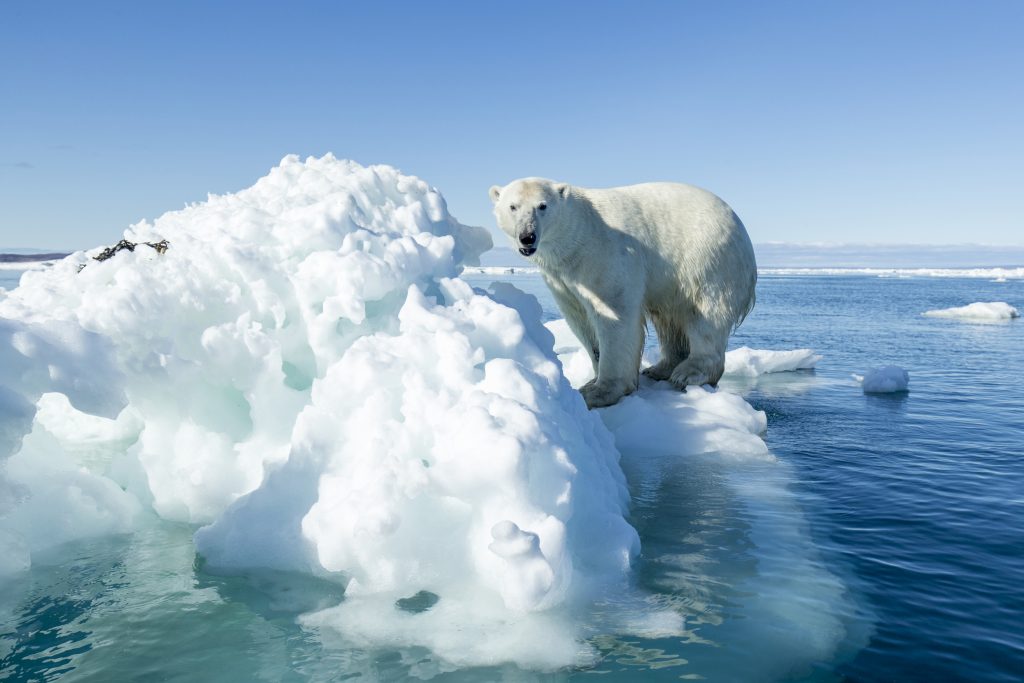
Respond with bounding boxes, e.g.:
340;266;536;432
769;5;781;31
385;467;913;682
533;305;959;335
923;301;1019;320
761;266;1024;279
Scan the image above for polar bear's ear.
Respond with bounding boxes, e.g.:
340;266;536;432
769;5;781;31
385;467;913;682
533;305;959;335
488;185;502;203
555;183;570;199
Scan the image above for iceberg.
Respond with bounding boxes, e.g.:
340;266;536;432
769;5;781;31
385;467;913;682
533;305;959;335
0;155;855;671
923;301;1019;320
0;155;647;666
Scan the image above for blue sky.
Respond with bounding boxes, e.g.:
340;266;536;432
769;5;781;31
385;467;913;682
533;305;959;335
1;1;1022;250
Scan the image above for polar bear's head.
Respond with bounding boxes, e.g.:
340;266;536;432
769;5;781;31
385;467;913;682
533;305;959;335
489;178;571;258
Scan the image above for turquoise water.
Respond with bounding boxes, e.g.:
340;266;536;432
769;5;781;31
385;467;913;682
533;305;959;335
2;272;1022;681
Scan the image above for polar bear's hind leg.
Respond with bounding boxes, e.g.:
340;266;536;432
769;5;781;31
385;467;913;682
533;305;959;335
642;309;690;381
668;314;726;389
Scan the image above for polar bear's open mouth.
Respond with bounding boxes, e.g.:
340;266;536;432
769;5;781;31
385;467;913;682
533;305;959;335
519;246;536;256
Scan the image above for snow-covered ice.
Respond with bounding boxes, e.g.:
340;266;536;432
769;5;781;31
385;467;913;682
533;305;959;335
856;366;910;393
923;301;1019;320
547;319;820;387
0;155;650;667
0;155;855;670
724;346;822;377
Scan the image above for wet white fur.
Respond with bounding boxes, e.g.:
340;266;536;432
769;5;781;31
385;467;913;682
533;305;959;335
490;178;756;408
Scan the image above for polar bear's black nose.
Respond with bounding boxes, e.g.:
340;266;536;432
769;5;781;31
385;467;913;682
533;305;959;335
520;232;536;246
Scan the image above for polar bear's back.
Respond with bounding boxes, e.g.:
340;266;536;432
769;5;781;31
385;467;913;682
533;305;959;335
582;182;754;272
581;182;756;326
584;182;740;245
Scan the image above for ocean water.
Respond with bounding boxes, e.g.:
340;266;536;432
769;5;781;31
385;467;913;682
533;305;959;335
3;271;1023;681
0;270;24;292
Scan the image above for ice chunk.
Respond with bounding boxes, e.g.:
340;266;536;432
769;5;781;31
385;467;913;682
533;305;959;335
3;426;142;557
0;153;649;664
855;366;910;393
0;156;854;672
546;322;821;385
1;156;496;582
544;319;770;461
724;346;822;376
923;301;1019;320
1;154;492;525
0;317;127;578
196;281;643;666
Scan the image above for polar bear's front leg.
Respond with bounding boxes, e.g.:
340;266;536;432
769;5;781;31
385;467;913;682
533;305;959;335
547;279;600;382
579;304;645;409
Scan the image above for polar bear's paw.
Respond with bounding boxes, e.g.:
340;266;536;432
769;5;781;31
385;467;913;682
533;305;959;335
669;359;718;390
642;360;675;381
581;379;636;409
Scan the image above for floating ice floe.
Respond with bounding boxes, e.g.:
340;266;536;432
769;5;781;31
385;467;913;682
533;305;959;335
723;346;822;377
0;156;858;671
547;320;820;384
855;366;910;393
922;301;1019;320
0;155;646;667
545;320;771;460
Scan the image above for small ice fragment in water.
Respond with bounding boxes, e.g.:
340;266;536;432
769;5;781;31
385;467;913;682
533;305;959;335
855;366;909;393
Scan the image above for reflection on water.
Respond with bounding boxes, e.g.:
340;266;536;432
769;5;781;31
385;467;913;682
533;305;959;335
719;369;826;398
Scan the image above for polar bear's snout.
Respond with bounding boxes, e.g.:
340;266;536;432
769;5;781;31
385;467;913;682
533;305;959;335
518;230;538;256
489;179;559;259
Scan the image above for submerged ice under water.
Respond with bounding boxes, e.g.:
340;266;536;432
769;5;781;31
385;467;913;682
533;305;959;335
2;159;1023;681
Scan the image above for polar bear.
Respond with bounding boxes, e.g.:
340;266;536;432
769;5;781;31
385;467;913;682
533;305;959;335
489;178;756;408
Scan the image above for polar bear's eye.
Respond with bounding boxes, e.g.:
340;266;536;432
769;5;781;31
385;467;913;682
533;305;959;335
510;205;517;212
538;203;547;211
